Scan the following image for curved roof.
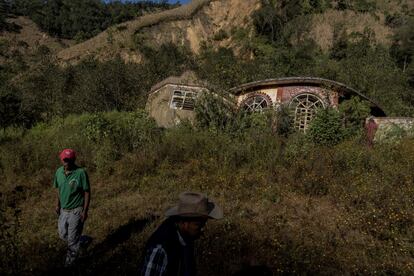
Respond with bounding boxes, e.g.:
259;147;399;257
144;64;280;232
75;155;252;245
149;71;208;94
229;77;386;116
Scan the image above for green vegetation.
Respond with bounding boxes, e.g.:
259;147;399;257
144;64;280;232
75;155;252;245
307;108;345;145
6;0;174;40
1;0;414;274
0;42;193;129
1;110;414;274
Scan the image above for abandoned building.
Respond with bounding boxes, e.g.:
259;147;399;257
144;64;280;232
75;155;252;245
146;72;209;128
146;73;386;131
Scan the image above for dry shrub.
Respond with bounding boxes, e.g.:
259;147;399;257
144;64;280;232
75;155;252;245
310;9;392;51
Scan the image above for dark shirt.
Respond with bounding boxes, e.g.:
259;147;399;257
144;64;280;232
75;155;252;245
141;218;196;276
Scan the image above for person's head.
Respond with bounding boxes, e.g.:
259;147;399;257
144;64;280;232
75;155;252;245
59;148;76;169
165;192;223;240
175;216;208;240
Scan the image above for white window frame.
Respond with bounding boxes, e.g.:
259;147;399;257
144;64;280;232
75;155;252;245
289;93;325;132
170;90;197;110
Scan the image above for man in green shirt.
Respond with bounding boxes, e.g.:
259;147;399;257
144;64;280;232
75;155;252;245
54;148;91;267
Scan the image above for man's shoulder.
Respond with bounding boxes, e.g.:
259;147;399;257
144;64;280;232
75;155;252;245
55;166;64;174
74;166;87;175
147;219;181;250
145;245;168;260
147;244;167;254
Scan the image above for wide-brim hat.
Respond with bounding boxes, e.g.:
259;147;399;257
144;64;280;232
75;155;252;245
165;192;223;219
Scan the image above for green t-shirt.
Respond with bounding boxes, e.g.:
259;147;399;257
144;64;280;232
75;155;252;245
53;166;90;209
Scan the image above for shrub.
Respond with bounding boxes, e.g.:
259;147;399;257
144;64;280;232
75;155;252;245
339;96;371;137
213;29;228;41
272;104;294;137
82;114;112;143
307;108;345;146
195;92;237;132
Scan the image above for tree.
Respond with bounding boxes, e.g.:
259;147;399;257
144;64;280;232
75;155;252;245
0;0;7;31
307;108;345;146
252;0;283;42
195;92;236;132
339;97;370;137
197;46;247;89
0;92;21;131
391;16;414;73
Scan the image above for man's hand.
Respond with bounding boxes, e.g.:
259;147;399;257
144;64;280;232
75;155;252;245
55;206;60;216
81;211;88;222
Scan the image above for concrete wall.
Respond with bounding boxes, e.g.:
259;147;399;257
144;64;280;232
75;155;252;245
147;83;342;128
370;117;414;142
146;84;207;128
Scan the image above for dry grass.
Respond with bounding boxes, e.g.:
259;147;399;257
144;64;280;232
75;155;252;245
2;116;414;275
2;16;73;53
310;9;393;51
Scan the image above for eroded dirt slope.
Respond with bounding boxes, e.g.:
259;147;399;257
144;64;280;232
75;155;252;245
56;0;260;63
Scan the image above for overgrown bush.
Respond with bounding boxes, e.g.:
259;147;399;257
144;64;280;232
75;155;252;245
307;107;345;145
195;92;237;132
0;110;159;183
339;96;371;137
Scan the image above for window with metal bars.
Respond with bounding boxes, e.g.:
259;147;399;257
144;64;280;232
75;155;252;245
289;93;325;132
170;90;196;110
241;94;272;113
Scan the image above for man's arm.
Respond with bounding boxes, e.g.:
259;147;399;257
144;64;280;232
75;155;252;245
81;191;90;222
80;169;91;222
141;246;168;276
54;172;60;215
56;190;61;215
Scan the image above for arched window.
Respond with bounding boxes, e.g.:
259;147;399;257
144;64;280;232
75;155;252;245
290;93;325;132
241;94;272;113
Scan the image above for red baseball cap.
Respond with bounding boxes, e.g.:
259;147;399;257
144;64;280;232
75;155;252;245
59;148;76;161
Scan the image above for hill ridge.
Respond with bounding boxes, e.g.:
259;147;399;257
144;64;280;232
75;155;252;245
57;0;213;62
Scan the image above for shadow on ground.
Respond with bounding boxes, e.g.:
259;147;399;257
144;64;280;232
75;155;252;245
42;215;157;276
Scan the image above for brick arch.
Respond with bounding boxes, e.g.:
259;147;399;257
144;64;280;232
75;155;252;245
289;93;325;132
240;92;273;113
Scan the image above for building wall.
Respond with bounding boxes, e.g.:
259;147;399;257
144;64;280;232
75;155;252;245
146;84;206;128
236;87;279;105
278;86;338;107
147;83;341;129
236;85;339;108
370;117;414;142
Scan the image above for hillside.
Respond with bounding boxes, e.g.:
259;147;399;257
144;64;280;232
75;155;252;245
54;0;403;63
1;1;405;64
0;16;73;64
56;0;216;62
310;9;392;51
2;16;73;51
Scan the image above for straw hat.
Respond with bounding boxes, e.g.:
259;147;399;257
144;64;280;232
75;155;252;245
165;192;223;219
